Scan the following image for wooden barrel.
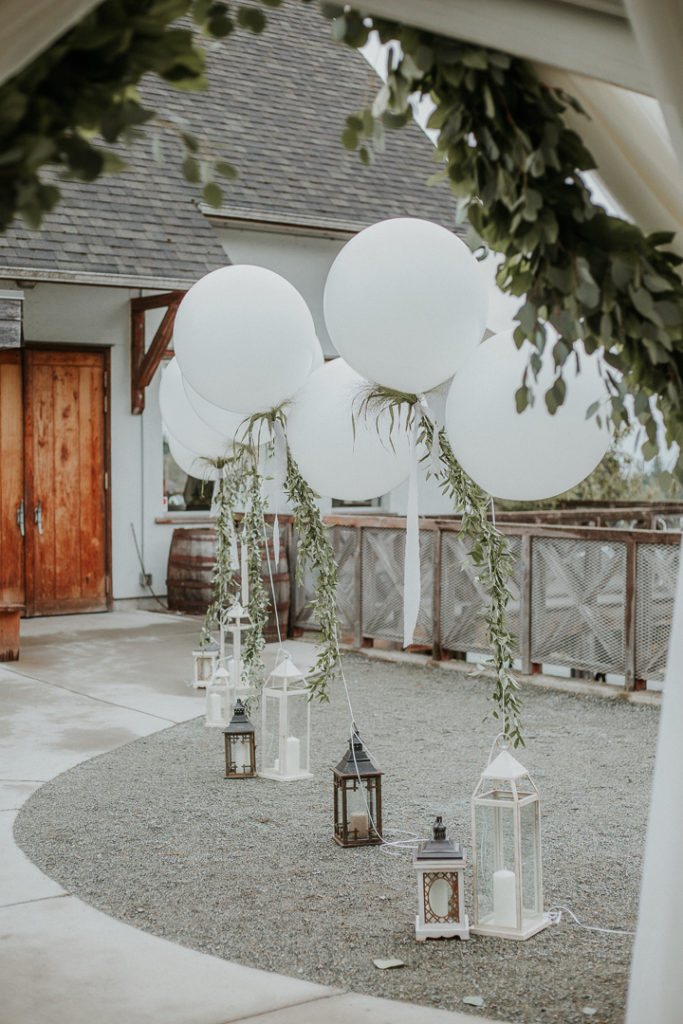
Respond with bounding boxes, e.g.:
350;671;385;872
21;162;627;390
166;526;291;638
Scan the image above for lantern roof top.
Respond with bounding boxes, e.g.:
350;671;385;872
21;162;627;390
333;732;383;778
193;641;219;653
269;654;306;683
415;816;464;863
223;699;254;735
481;749;529;781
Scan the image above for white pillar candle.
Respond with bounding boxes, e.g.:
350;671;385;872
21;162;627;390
241;534;249;605
273;757;279;773
207;692;222;724
493;869;517;928
285;736;300;775
349;812;368;839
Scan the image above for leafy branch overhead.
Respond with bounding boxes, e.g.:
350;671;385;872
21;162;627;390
322;6;683;483
0;0;288;231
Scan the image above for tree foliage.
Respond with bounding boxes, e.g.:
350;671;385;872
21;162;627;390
321;7;683;484
0;0;286;230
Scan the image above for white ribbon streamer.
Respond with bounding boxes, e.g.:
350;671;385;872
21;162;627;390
403;412;421;648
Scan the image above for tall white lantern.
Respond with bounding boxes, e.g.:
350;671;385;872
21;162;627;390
205;665;230;727
259;654;312;781
471;748;549;940
191;641;219;689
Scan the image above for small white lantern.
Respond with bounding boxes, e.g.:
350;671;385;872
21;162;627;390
471;747;549;940
205;665;230;727
191;641;219;689
259;654;312;781
414;816;469;941
226;601;257;701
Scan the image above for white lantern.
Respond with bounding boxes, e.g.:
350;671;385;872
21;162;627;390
414;816;469;941
259;654;312;781
191;640;219;689
323;217;488;393
205;665;230;728
226;601;257;704
471;748;549;940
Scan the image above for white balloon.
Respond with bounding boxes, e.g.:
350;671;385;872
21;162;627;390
173;265;316;413
309;335;325;372
182;377;247;443
324;218;488;393
445;330;610;501
286;358;412;501
166;433;222;482
159;359;233;461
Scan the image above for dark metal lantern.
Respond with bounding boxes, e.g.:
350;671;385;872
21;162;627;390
331;730;383;847
223;699;256;778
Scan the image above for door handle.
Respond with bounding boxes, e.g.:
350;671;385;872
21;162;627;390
34;499;43;535
16;500;25;537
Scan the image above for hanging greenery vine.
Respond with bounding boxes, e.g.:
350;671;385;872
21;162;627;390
201;454;247;645
284;445;341;702
357;386;522;745
322;7;683;485
240;450;270;686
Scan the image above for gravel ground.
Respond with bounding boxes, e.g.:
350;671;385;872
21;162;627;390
15;654;659;1024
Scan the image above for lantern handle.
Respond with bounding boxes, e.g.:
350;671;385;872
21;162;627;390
486;732;508;766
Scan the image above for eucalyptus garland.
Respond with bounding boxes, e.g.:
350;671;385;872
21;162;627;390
238;450;271;687
323;7;683;485
284;445;341;702
357;386;522;746
201;455;247;646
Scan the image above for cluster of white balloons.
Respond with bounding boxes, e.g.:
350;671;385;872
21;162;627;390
161;217;610;505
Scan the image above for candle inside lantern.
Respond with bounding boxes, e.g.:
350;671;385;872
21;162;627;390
232;738;251;774
241;533;249;605
493;869;517;928
349;812;369;839
208;693;222;722
285;736;300;775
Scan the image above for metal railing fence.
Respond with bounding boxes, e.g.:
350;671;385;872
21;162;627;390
291;515;681;690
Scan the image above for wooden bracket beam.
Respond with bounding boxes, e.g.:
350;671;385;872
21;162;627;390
130;291;185;415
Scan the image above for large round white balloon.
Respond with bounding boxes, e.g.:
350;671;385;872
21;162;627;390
445;331;610;501
286;359;412;501
323;218;488;393
159;359;233;461
182;378;247;444
166;433;222;482
173;265;316;414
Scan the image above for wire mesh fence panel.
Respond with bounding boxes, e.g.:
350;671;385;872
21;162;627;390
361;528;434;644
530;537;626;674
635;542;680;681
292;525;357;633
440;532;522;653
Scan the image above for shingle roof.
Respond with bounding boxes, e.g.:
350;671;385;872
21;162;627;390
0;1;457;286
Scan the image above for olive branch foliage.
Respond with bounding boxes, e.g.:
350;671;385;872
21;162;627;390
356;386;522;746
322;6;683;486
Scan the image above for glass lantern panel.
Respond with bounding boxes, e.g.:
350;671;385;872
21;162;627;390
344;777;377;840
425;873;458;923
520;799;542;917
262;691;281;772
229;735;253;773
281;690;310;774
475;801;517;924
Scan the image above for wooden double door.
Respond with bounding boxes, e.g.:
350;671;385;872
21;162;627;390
0;346;111;616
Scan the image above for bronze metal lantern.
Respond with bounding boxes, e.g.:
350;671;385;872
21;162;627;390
223;700;256;778
332;731;383;847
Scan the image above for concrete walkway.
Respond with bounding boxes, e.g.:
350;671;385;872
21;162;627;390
0;610;495;1024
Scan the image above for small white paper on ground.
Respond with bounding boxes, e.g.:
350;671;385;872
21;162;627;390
582;1009;597;1017
373;958;405;970
463;995;485;1007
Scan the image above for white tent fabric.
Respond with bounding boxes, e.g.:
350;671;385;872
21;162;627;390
536;65;683;256
625;535;683;1024
0;0;100;85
